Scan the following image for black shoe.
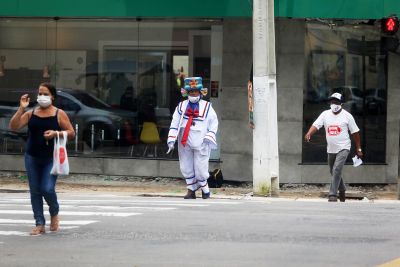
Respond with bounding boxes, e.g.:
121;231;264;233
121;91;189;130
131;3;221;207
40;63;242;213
202;191;211;199
328;195;338;202
184;189;196;199
339;191;346;202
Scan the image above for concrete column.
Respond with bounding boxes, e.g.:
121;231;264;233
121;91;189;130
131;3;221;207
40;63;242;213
220;19;253;182
387;52;400;199
252;0;279;196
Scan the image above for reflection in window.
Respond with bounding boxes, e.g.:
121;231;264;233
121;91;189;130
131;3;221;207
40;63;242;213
0;18;218;158
55;96;79;111
303;23;387;163
68;91;110;109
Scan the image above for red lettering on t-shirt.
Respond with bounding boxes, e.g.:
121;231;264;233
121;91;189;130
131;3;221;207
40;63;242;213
327;125;342;136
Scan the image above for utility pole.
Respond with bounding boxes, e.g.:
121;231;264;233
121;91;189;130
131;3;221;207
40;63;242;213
252;0;279;196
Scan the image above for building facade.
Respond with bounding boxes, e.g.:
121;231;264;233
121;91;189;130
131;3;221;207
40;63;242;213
0;1;399;184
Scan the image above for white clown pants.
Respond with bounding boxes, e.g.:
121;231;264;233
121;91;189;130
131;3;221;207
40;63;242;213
178;141;211;193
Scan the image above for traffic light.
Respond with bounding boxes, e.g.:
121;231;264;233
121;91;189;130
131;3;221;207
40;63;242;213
381;16;399;35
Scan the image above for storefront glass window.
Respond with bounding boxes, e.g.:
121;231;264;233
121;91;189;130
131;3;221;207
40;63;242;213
0;18;220;159
303;22;387;163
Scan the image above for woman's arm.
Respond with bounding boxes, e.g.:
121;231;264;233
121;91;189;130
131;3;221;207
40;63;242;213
58;109;75;140
9;94;31;131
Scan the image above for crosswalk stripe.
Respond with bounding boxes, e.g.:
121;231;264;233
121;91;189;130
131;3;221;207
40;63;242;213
119;203;208;207
0;210;142;217
0;202;239;208
0;219;98;225
0;231;29;236
0;200;208;207
0;195;196;238
0;195;240;238
0;204;176;210
75;205;175;210
0;198;241;205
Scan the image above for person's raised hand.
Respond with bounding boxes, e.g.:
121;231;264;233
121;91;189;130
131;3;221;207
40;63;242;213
20;94;30;109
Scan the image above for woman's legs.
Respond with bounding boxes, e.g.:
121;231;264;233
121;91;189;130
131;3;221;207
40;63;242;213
40;161;59;217
25;154;45;226
25;154;59;227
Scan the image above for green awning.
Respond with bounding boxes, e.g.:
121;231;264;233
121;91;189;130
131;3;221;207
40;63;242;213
0;0;251;18
0;0;399;19
276;0;400;19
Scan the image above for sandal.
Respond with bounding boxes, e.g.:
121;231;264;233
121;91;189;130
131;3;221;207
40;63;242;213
30;225;45;236
50;215;60;232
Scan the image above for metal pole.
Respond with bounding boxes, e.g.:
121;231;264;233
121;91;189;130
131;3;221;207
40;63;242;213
75;124;79;152
117;128;121;154
91;124;94;152
252;0;279;196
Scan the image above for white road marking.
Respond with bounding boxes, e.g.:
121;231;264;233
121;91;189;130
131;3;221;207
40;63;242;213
0;219;98;225
0;231;29;236
0;198;241;205
60;226;80;229
77;205;176;210
0;224;79;229
0;210;142;217
0;204;176;210
0;195;239;237
0;200;209;207
119;203;208;207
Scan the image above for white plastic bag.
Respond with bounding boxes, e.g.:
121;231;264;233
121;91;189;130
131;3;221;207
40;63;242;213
50;131;69;175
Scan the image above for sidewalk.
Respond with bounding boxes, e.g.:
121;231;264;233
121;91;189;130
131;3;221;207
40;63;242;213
0;171;398;200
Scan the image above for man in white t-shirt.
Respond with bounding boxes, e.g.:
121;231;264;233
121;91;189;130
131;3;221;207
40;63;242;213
304;92;363;202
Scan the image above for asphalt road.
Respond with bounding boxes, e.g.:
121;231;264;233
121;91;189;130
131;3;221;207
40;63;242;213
0;193;399;267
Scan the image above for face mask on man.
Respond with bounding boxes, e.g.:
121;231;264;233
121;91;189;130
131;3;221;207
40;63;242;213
330;103;342;113
188;95;200;103
37;95;52;108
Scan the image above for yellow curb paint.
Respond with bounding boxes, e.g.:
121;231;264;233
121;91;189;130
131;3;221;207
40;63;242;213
377;258;400;267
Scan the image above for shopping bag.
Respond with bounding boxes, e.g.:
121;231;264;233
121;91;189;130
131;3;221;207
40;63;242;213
50;131;70;175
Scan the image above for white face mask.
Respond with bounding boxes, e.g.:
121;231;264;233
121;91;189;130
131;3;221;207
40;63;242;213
330;104;342;113
37;95;52;108
188;95;200;103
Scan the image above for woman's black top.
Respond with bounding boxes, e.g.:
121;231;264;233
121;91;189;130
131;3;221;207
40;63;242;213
26;108;61;158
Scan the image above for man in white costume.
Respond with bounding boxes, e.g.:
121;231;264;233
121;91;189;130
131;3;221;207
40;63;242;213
167;77;218;199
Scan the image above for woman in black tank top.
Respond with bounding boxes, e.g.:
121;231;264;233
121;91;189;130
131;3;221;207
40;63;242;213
9;82;75;235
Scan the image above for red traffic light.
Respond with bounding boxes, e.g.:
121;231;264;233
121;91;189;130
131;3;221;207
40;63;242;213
382;16;399;35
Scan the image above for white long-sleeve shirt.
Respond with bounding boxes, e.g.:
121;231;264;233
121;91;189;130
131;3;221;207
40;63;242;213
167;99;218;150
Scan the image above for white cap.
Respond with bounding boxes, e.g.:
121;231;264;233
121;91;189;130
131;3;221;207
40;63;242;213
329;92;343;102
